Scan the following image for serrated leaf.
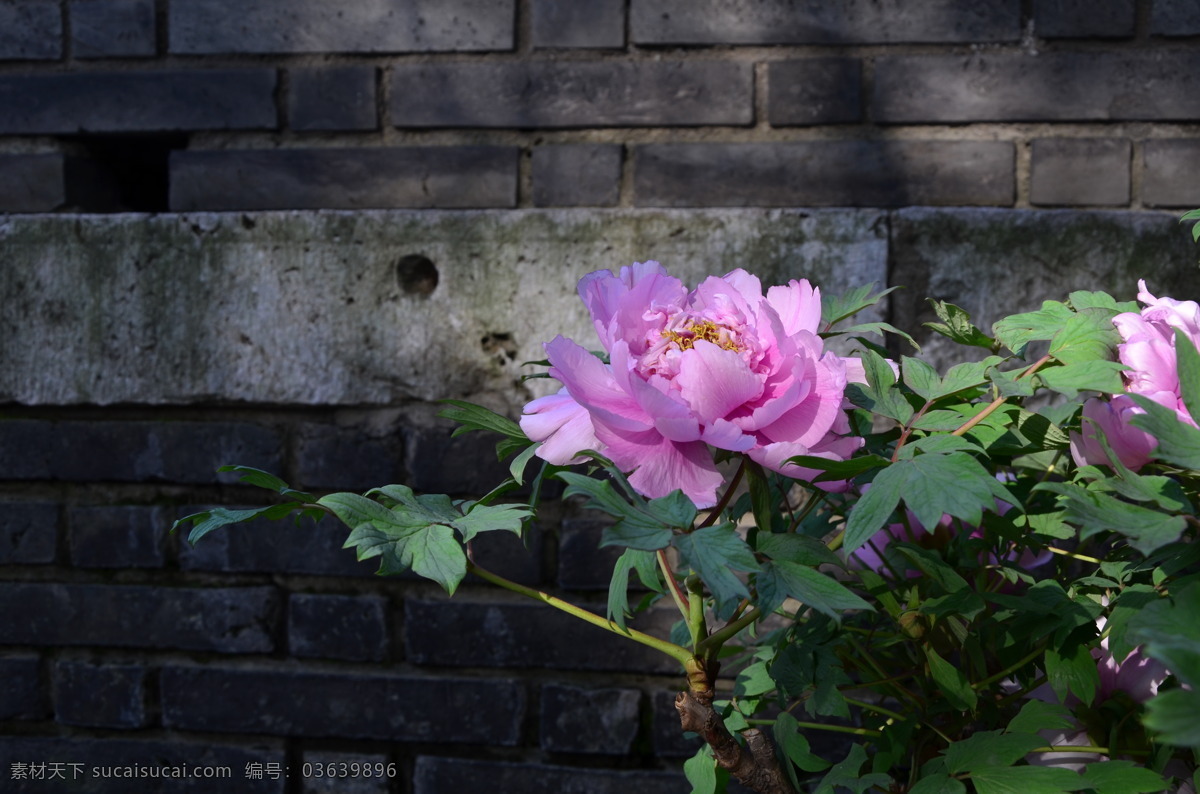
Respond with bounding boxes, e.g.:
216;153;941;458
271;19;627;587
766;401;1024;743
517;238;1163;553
909;775;966;794
943;731;1044;774
1036;482;1187;555
217;465;319;503
774;712;831;776
903;355;942;401
1045;642;1099;706
993;301;1074;357
406;524;467;593
968;765;1086;794
829;321;918;349
1037;360;1126;399
1006;700;1075;736
1048;308;1122;365
559;472;675;551
683;746;722;794
814;745;890;794
175;503;312;546
756;533;844;569
1079;761;1167;794
319;491;401;529
438;399;526;439
1173;325;1200;424
784;453;891;483
1128;395;1200;469
756;560;873;623
1127;583;1200;687
896;452;1012;533
822;283;898;329
607;549;642;630
926;647;977;712
926;300;997;350
843;464;903;553
1141;687;1200;748
672;523;760;611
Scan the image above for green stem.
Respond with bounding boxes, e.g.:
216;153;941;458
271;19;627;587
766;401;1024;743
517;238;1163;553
844;697;906;722
845;634;924;707
696;607;762;657
467;561;694;666
658;548;690;621
1046;546;1104;565
745;718;882;738
686;574;708;651
972;641;1047;690
952;354;1052;438
1027;745;1147;756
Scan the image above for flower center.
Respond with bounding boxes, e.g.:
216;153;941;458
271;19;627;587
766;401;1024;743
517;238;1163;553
660;319;742;353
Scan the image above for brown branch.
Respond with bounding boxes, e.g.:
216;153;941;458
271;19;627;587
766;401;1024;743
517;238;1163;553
676;687;796;794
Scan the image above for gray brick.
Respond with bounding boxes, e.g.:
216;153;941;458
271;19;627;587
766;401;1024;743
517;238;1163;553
532;0;625;49
0;1;60;60
873;53;1200;122
294;421;404;491
405;598;680;673
768;58;862;126
0;154;64;212
889;208;1200;372
170;0;514;54
0;420;282;483
631;0;1020;44
0;737;286;793
53;661;146;728
635;142;1014;207
467;522;544;587
0;503;57;565
70;0;155;58
405;422;515;494
1151;0;1200;36
170;147;517;211
0;583;278;652
390;61;752;128
414;757;684;794
1030;138;1130;206
68;505;165;568
161;665;525;744
0;655;46;720
651;690;701;758
1144;139;1200;208
289;67;377;132
301;752;392;794
1033;0;1135;38
178;509;377;578
557;517;625;590
288;593;388;661
540;684;640;754
532;144;622;207
0;70;276;134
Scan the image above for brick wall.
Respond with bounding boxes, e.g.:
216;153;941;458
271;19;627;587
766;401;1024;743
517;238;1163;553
3;2;1200;792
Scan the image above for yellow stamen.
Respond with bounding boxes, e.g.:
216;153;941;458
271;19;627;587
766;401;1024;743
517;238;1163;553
661;320;741;352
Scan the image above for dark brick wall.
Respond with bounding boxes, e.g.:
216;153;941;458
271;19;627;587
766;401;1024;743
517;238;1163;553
0;1;1197;213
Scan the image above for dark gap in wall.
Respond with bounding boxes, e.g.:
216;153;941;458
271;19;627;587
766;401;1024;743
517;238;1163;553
60;133;188;212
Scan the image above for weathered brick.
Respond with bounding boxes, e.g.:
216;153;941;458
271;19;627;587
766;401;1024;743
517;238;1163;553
53;661;146;728
0;736;286;793
413;757;684;794
531;144;621;208
768;59;862;126
0;154;65;212
1030;138;1130;207
404;423;515;494
178;509;376;578
651;689;701;758
0;655;46;720
294;421;405;491
557;517;624;590
301;751;393;794
170;147;517;211
70;0;156;58
873;53;1200;122
288;67;377;132
0;583;278;652
389;61;752;128
631;0;1020;44
406;598;679;673
0;502;57;565
889;209;1200;372
1144;139;1200;208
67;505;165;568
0;420;282;483
635;142;1014;207
0;1;61;60
0;70;276;134
288;593;388;661
171;0;513;54
1033;0;1135;38
467;522;544;587
531;0;625;49
540;684;640;754
161;665;525;744
1151;0;1200;36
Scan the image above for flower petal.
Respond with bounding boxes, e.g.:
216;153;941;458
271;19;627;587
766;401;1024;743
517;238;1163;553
675;340;764;422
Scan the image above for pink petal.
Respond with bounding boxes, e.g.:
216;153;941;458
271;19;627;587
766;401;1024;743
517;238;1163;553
675;340;764;422
520;390;600;465
765;280;822;336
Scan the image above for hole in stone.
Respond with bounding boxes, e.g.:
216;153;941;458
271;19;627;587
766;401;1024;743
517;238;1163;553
396;254;438;296
60;133;188;212
481;332;517;362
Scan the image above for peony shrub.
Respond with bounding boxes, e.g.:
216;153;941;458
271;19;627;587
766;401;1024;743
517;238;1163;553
178;256;1200;794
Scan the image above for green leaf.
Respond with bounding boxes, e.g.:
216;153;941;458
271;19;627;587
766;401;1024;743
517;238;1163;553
735;661;776;697
903;355;945;401
968;765;1087;794
1128;395;1200;469
1141;688;1200;748
508;443;540;485
607;549;653;631
1173;326;1200;424
683;746;721;794
993;300;1074;357
756;560;873;623
438;399;526;439
1048;308;1122;365
756;533;845;569
174;503;315;546
405;524;467;592
845;349;913;424
925;300;998;350
559;473;675;551
217;465;318;503
319;491;400;529
926;646;978;711
943;731;1044;774
822;283;898;329
773;712;831;775
672;524;760;611
1127;583;1200;687
1037;360;1126;399
829;321;919;349
1006;700;1075;736
1036;482;1187;555
814;745;890;794
784;453;891;483
843;463;903;553
909;775;966;794
889;452;1012;533
1045;642;1100;706
1079;761;1167;794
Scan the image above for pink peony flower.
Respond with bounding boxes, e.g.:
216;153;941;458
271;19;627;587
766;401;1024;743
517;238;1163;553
1070;395;1157;471
519;262;862;507
1112;280;1200;425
